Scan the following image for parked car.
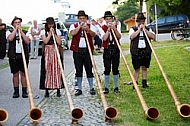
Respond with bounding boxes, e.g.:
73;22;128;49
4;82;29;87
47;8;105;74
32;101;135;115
147;14;190;33
56;21;69;50
38;21;69;55
63;14;92;29
64;14;78;29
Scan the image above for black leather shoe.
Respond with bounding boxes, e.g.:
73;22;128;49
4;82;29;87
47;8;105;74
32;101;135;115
13;92;20;98
90;88;96;95
142;80;149;88
44;90;49;98
104;88;109;94
114;87;120;93
13;87;19;98
57;89;61;97
142;83;149;88
75;89;82;96
44;93;49;98
22;87;28;98
22;92;28;98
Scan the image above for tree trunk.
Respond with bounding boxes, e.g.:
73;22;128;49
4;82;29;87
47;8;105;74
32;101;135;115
139;0;143;12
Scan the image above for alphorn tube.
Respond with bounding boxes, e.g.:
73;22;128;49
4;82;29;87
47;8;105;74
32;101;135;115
18;30;42;123
143;29;190;118
0;108;8;125
84;31;117;121
111;29;159;120
52;32;83;123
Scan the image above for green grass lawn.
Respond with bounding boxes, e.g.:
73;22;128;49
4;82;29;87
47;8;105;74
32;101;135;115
104;40;190;126
0;63;9;70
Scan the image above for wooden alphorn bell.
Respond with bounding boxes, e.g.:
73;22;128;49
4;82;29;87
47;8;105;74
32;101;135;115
0;108;8;125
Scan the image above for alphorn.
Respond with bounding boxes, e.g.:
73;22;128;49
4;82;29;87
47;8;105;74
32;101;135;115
51;31;83;123
0;108;8;125
18;30;42;123
143;28;190;118
111;29;159;120
84;31;117;121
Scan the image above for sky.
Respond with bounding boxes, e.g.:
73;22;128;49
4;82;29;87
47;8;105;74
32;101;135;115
0;0;114;24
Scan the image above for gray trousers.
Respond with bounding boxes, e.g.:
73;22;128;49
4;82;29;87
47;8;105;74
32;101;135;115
30;37;39;58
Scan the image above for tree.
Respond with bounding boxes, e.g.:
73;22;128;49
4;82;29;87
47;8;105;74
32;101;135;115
114;1;139;31
113;0;148;12
113;0;190;23
146;0;190;19
27;21;32;24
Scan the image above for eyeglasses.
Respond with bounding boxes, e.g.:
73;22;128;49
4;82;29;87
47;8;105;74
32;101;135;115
14;22;21;24
78;18;86;20
137;20;145;23
105;17;113;20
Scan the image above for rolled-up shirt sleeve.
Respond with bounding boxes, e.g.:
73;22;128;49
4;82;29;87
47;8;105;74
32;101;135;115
129;28;135;42
98;26;105;39
69;24;75;34
6;31;11;42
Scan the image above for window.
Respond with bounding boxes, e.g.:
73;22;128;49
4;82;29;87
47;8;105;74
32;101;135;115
157;18;165;24
178;15;185;21
166;16;176;23
65;14;77;20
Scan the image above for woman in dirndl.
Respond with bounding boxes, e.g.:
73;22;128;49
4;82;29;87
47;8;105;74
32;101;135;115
39;17;64;97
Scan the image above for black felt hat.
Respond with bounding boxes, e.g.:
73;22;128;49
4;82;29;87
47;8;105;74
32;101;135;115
44;17;55;24
11;16;22;25
76;10;88;17
136;13;146;22
103;11;114;18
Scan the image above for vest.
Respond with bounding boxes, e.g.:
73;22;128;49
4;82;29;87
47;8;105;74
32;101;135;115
101;25;120;49
8;30;29;59
70;23;94;52
130;26;152;55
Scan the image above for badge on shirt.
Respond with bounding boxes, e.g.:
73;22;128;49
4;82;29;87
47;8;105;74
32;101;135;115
138;31;146;48
138;36;146;48
16;36;21;53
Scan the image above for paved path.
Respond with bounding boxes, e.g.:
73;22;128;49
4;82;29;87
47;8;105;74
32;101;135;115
0;58;8;66
0;33;172;126
16;54;116;126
